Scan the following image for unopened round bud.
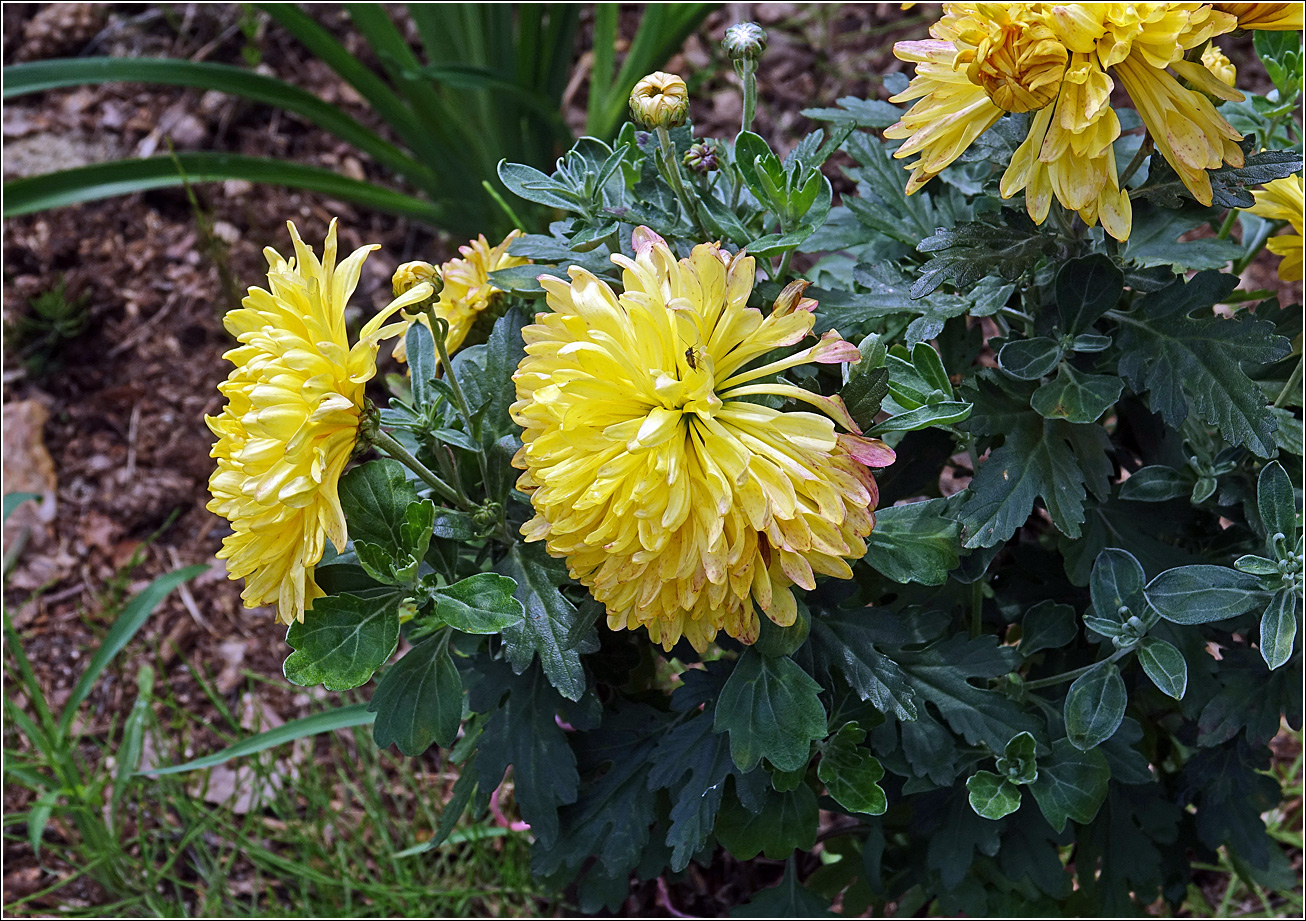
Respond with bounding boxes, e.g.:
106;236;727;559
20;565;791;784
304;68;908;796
629;71;689;130
723;22;767;62
683;140;719;174
392;261;442;299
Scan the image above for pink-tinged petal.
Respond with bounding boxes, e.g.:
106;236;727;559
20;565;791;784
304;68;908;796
772;280;812;316
840;434;897;468
632;225;665;257
811;331;862;364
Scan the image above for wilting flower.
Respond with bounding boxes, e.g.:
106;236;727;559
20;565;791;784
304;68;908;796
888;3;1250;240
393;230;525;363
208;220;431;624
511;228;894;652
629;71;690;130
1215;2;1305;29
1246;174;1304;281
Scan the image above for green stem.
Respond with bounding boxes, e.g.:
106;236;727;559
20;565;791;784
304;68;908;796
1118;135;1154;188
1023;647;1130;691
1274;356;1302;409
655;125;704;235
481;179;527;233
368;425;466;509
1216;207;1239;240
737;58;759;133
427;311;493;492
775;248;794;283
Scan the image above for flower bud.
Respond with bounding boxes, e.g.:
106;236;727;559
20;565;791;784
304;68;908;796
629;72;689;130
392;261;442;299
723;22;767;62
683;140;719;174
1201;44;1237;87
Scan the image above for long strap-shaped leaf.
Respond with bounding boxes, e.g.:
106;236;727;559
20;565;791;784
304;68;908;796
2;57;436;193
3;153;444;222
140;703;376;776
253;3;429;156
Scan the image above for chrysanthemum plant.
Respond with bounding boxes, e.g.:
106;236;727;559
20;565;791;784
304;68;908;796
200;8;1304;915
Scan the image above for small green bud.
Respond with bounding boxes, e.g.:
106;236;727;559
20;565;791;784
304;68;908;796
723;22;767;62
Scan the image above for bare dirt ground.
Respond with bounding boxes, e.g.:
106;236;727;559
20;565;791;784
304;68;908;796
1;3;1298;916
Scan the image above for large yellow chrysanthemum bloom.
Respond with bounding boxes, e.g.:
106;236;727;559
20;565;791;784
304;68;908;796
1214;2;1305;29
393;230;526;363
511;228;895;652
889;3;1250;240
208;220;432;624
1247;175;1304;281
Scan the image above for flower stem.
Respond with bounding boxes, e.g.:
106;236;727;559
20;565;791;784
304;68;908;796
1274;357;1302;409
426;310;494;493
1119;135;1154;188
1216;207;1239;240
655;125;704;235
1023;647;1130;691
737;58;759;133
368;424;467;509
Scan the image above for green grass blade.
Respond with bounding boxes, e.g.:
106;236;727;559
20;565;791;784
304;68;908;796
141;703;376;776
1;58;434;190
587;4;618;132
254;3;428;152
57;565;206;735
3;154;445;223
3;608;60;744
2;492;41;522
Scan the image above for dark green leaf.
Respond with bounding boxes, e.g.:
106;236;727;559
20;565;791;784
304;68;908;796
433;573;525;634
1145;564;1266;624
841;367;889;431
866;401;972;435
1020;601;1078;656
927;791;1002;889
1055;254;1123;333
1198;648;1297;746
913;210;1057;297
808;610;918;720
958;409;1112;548
1027;739;1110;832
339;460;419;556
1258;461;1298;546
998;337;1063;381
1116;271;1290;457
894;634;1040;753
1119;466;1190;502
714;650;826;772
648;711;751;871
1137;637;1187;699
817;723;887;815
1122;204;1243;270
369;637;462;755
1071;333;1112;353
864;498;960;585
1209;148;1304;209
716;783;819;860
967;771;1022;820
495;544;596;701
1064;663;1126;750
730;857;835;917
1235;554;1281;576
1260;589;1299;670
802;96;902;129
468;662;579;849
1090;548;1146;622
1030;365;1123;424
283;592;402;691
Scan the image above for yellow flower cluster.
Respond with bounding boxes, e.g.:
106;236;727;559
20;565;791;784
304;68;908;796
393;230;527;363
1246;174;1304;281
511;227;895;652
886;2;1300;240
207;221;431;624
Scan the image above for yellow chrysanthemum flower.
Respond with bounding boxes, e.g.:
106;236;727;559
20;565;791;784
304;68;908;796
208;220;431;624
393;230;527;363
1247;174;1305;281
511;227;895;652
1214;2;1305;30
889;3;1250;240
629;71;691;130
